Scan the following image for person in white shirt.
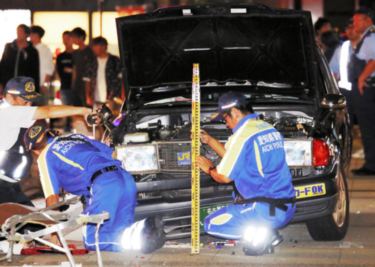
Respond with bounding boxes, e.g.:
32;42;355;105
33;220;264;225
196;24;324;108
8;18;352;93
0;76;96;206
30;26;54;104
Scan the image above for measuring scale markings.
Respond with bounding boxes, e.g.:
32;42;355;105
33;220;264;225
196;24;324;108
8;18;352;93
191;64;200;254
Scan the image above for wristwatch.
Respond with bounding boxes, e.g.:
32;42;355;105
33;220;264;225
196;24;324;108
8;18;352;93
209;166;216;176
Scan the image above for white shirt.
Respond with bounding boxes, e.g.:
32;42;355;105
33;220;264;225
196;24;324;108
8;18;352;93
329;45;341;74
95;57;108;103
35;43;54;86
338;41;352;91
0;99;37;151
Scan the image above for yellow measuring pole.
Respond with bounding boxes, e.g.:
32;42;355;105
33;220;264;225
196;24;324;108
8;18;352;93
191;63;200;254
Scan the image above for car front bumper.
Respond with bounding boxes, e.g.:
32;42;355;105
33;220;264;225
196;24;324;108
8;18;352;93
133;164;340;237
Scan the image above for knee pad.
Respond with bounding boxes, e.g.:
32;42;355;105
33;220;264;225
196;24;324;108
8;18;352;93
141;228;165;254
121;216;165;254
242;227;283;256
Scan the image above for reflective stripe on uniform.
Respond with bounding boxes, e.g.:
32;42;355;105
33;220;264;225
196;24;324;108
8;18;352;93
209;214;233;225
52;151;84;170
253;140;264;177
217;119;273;177
37;143;55;198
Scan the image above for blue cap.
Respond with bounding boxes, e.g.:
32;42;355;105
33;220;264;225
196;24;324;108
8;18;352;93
355;6;375;20
5;77;41;101
24;124;48;151
211;91;247;121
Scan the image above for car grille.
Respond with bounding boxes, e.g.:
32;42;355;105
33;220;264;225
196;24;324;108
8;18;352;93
158;141;224;172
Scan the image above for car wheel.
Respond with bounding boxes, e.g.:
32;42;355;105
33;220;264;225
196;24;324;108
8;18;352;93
305;165;349;241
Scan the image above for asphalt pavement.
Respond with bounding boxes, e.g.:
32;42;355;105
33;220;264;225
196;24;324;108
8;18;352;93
1;126;375;267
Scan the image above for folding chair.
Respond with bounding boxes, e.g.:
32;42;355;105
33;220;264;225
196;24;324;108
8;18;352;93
0;195;109;267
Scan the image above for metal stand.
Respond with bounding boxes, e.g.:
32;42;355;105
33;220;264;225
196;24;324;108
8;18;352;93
0;195;109;267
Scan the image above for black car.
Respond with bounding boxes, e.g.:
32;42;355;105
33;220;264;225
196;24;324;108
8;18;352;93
108;4;351;241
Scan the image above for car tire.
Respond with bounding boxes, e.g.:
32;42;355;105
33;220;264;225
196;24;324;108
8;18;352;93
305;165;349;241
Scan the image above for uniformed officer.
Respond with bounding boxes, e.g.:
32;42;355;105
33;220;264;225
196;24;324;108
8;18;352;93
329;18;361;127
0;77;94;205
195;92;296;255
24;124;164;254
349;7;375;176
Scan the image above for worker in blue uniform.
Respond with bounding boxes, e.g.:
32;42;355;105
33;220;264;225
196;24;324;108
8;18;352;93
23;124;137;252
349;6;375;176
195;91;296;255
24;124;165;254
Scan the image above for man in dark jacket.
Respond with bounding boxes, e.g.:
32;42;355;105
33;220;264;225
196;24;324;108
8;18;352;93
0;24;40;95
71;27;95;107
83;37;123;110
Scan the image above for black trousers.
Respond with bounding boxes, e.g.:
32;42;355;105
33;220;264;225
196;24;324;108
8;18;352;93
352;84;375;171
71;89;87;107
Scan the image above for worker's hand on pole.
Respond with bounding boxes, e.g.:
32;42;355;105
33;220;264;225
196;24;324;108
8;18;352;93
190;129;213;144
195;155;213;174
191;129;226;158
198;129;213;145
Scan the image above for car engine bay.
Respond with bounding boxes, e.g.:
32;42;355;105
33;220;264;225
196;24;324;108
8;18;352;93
122;111;314;144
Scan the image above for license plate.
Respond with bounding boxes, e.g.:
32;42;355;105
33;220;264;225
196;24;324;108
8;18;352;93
199;203;230;231
294;183;326;199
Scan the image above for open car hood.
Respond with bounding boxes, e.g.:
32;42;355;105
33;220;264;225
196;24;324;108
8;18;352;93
116;4;318;106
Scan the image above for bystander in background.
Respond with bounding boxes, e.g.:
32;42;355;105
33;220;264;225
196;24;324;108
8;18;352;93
83;36;123;139
321;30;341;64
83;36;123;111
56;31;74;132
30;25;54;105
314;17;332;49
0;24;39;95
71;27;95;107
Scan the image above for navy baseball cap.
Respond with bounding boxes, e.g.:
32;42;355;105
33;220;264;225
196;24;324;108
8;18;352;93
355;6;375;20
5;77;41;101
211;91;247;121
24;124;49;151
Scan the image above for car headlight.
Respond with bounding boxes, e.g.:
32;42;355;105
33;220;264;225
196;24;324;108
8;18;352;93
116;144;159;174
284;140;312;166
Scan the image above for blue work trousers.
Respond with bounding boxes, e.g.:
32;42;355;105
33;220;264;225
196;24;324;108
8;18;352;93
204;202;295;240
82;169;137;251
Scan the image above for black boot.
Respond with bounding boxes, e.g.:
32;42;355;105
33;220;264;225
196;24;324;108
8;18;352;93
140;216;166;254
243;229;283;256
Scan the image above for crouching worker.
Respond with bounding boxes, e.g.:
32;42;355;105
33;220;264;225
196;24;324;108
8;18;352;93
195;92;296;256
24;124;164;253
